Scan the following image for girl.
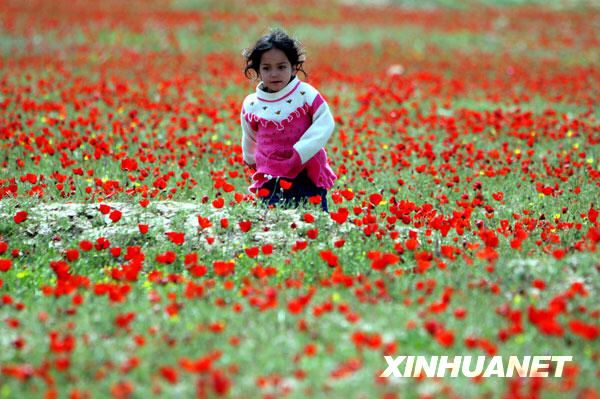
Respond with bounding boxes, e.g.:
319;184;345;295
240;28;336;212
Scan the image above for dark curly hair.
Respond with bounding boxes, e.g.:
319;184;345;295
243;28;307;80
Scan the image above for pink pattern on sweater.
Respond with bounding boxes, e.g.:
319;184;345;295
244;102;311;131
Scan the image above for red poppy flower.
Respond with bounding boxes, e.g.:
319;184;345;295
589;207;598;223
79;240;93;252
115;312;135;329
334;239;345;248
13;211;28;224
261;244;273;254
156;251;177;264
569;319;599;340
303;213;315;223
198;216;212;229
405;238;418;251
238;221;252;233
292;240;308;251
532;279;546;290
319;250;338;267
454;307;467;319
279;179;292;190
213;260;235;276
98;204;111;215
245;247;259;258
0;259;12;272
64;249;79;262
120;158;138;171
308;195;322;205
165;232;185;245
330;208;349;224
211;370;231;396
369;193;383;206
109;209;122;223
435;329;455;347
257;188;270;198
159;366;178;384
212;198;225;208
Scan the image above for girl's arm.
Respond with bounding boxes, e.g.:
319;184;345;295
293;94;335;164
241;110;257;166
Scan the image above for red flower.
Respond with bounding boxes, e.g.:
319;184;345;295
115;312;136;329
308;195;322;205
319;250;338;267
303;213;315;223
189;265;207;278
238;221;252;233
334;239;345;248
98;204;111;215
156;251;177;264
213;260;235;276
64;249;79;262
351;330;382;349
368;251;400;271
109;209;122;223
79;240;93;252
212;198;224;208
552;248;565;260
532;279;546;290
405;238;418;251
279;179;292;190
569;319;599;340
120;158;138;171
0;258;12;272
330;208;349;224
292;240;308;251
454;307;467;319
245;247;259;258
261;244;273;255
589;207;598;224
369;193;383;206
160;366;178;384
138;224;149;234
435;329;455;347
198;216;212;229
257;188;270;198
211;370;231;396
13;211;28;224
165;232;185;245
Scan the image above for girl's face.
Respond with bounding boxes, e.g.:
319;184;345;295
258;48;295;93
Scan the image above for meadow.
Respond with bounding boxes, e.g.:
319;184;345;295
0;0;599;398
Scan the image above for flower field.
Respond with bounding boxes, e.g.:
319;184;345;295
0;0;599;398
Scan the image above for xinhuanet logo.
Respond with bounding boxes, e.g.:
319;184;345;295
380;356;573;378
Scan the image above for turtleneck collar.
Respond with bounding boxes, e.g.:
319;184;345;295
256;76;301;103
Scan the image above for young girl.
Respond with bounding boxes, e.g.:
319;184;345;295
240;28;336;212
